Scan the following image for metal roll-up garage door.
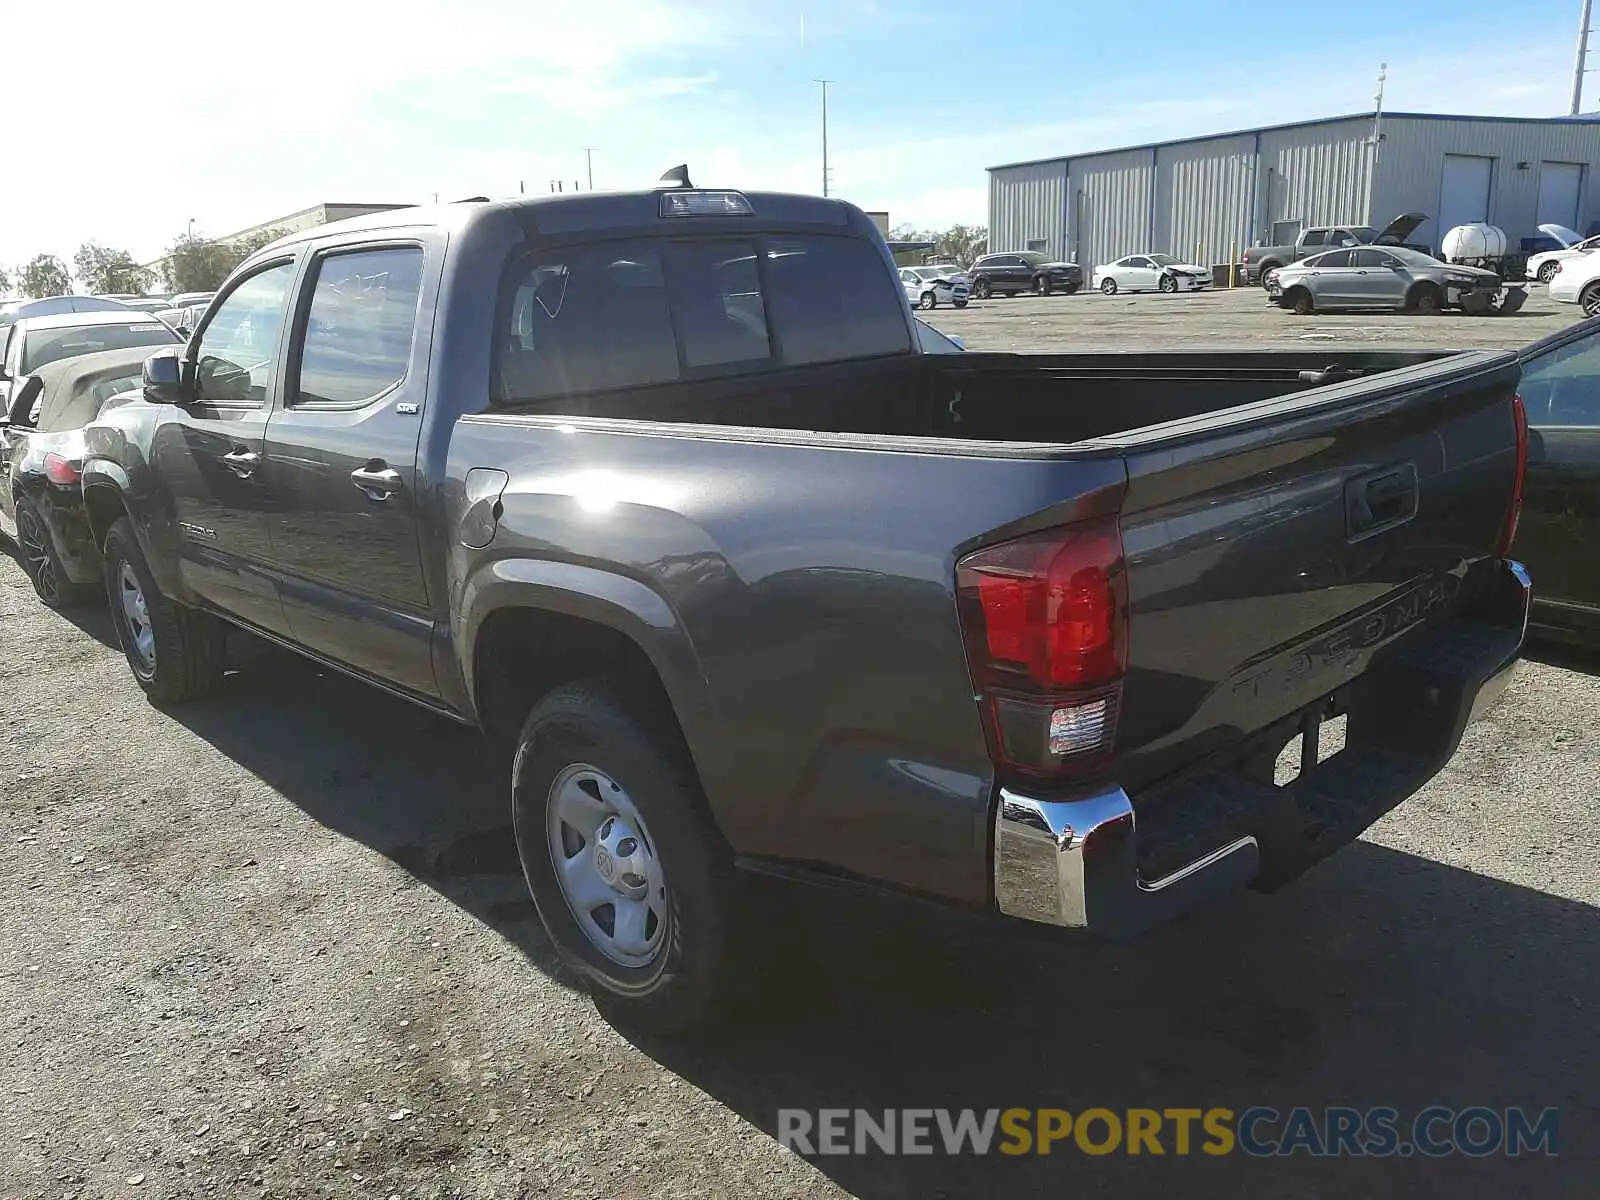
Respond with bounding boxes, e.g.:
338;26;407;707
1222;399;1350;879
1438;155;1494;248
1537;162;1583;231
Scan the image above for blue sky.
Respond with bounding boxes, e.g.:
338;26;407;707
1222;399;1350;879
3;0;1587;276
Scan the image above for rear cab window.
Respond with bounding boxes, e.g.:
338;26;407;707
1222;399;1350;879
494;232;910;404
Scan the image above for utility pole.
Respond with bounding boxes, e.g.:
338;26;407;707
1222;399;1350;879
582;148;597;190
814;79;833;197
1574;0;1595;115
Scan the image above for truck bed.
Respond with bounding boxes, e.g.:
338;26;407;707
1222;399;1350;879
464;346;1523;905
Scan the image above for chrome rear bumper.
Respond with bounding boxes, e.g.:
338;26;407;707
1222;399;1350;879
994;559;1531;935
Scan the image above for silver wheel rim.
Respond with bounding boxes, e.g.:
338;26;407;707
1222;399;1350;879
118;562;156;669
1585;289;1600;317
545;763;668;968
16;506;56;601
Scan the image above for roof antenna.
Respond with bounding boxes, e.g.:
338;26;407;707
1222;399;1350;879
656;164;693;190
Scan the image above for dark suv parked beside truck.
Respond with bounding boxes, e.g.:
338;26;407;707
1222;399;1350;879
968;250;1083;297
80;177;1530;1033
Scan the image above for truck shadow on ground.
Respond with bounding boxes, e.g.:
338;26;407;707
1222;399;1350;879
166;643;1595;1199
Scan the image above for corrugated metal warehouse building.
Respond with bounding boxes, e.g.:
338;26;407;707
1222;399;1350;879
988;112;1600;271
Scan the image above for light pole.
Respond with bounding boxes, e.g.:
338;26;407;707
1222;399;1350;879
813;79;833;197
1573;0;1595;115
582;148;597;190
187;217;195;241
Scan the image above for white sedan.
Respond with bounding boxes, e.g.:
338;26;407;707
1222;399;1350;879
899;265;969;310
1093;253;1211;295
1526;224;1600;283
1546;252;1600;316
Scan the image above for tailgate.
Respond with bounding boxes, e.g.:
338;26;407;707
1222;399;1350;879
1098;349;1522;796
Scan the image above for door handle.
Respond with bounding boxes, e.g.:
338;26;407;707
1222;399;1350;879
222;448;259;478
351;462;403;500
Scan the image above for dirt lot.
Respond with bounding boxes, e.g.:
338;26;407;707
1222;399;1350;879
4;291;1599;1199
919;280;1577;352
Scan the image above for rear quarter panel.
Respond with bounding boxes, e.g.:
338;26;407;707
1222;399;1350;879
446;415;1127;904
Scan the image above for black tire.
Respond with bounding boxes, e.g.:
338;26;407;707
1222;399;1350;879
1582;282;1600;319
1100;277;1118;295
14;496;94;609
1062;282;1081;295
1287;287;1315;316
1158;273;1178;294
952;298;968;309
918;291;937;311
972;279;991;300
1033;275;1053;296
512;677;741;1035
1538;261;1560;283
1258;263;1282;289
102;516;223;704
1409;284;1444;315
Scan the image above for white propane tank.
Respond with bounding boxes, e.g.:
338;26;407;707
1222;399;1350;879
1441;223;1508;262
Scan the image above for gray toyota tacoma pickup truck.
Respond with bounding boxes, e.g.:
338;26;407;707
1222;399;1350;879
79;174;1531;1032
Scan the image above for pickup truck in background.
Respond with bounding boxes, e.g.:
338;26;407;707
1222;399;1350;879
80;177;1531;1033
1242;212;1432;286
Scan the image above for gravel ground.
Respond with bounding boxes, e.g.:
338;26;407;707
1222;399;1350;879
4;291;1599;1199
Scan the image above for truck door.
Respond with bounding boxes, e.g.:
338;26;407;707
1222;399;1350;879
157;258;300;634
1516;327;1600;625
262;240;439;697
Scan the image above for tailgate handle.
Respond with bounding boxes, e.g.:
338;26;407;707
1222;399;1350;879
1345;463;1418;539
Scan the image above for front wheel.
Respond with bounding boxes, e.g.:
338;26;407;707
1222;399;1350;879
918;291;937;311
1409;284;1444;315
102;517;223;703
1158;273;1178;294
14;496;94;609
1062;282;1081;295
1033;275;1053;296
972;279;991;300
513;678;741;1034
1099;277;1118;295
952;298;968;309
1287;287;1315;315
1538;261;1560;283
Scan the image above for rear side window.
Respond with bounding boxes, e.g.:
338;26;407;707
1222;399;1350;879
496;233;909;402
295;246;425;406
762;236;911;366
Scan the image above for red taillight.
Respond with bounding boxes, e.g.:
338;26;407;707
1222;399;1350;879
1497;393;1528;556
43;452;81;486
957;516;1128;777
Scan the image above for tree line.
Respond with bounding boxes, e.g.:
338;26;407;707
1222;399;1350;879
889;224;988;265
1;227;289;300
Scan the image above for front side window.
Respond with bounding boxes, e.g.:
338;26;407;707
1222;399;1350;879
1351;249;1390;268
1301;230;1326;247
193;261;297;405
1521;333;1600;427
1125;256;1153;269
295;246;424;405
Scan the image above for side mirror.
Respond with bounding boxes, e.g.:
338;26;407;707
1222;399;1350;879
142;349;190;406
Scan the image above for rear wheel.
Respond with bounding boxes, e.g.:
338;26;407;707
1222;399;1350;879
1259;263;1282;289
1537;261;1560;283
1033;275;1053;296
1158;273;1178;294
1582;282;1600;318
1287;287;1315;316
1409;283;1444;315
513;678;743;1034
14;496;93;609
102;517;223;703
918;291;937;310
1100;277;1118;295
